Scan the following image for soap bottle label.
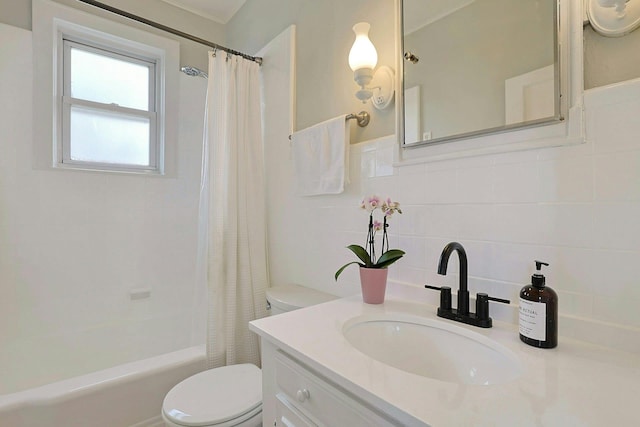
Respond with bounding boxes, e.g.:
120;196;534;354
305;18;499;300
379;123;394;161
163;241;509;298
519;298;546;341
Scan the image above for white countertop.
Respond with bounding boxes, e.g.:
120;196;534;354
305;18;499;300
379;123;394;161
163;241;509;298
250;289;640;426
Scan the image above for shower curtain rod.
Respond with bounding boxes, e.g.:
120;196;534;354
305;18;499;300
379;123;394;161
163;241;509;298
76;0;263;65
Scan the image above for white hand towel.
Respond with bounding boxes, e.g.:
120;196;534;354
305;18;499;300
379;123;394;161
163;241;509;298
291;115;350;196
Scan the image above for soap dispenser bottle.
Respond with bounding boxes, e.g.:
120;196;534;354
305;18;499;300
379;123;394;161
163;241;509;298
519;261;558;348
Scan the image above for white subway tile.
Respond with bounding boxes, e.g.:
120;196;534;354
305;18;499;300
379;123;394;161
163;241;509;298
397;205;430;236
362;175;398;202
375;145;394;177
396;236;427;269
538;155;594;202
489;243;543;286
461;240;494;280
423;205;460;238
594;151;640;202
393;265;429;286
420;169;457;204
397;162;426;176
426;269;457;290
589;100;640;154
542;246;597;294
360;148;376;179
493;162;539;203
593;295;640;328
395;172;430;205
592;203;640;250
589;250;640;299
457;204;495;241
491;149;539;165
456;166;493;204
425;237;455;271
491;204;543;244
556;291;594;318
538;203;594;248
466;277;518;302
537;137;594;161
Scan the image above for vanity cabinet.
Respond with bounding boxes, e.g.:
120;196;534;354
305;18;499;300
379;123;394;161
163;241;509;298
261;340;400;427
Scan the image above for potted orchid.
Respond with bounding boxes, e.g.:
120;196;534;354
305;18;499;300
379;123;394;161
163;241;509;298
335;196;405;304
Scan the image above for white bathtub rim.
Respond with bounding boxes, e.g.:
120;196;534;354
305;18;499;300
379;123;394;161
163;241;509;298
0;345;206;410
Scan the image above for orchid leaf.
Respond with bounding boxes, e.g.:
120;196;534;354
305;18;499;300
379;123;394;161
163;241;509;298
375;249;405;268
335;261;364;280
346;244;372;267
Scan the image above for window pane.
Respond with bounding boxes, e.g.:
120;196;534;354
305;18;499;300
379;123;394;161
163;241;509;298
69;106;151;166
70;46;151;111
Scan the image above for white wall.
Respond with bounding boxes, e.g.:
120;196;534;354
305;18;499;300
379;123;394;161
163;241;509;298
584;25;640;89
0;23;206;393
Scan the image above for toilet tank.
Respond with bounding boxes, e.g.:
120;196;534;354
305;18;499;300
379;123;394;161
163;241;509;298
266;284;337;316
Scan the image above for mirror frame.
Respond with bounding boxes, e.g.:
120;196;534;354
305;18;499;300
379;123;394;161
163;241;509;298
395;0;584;162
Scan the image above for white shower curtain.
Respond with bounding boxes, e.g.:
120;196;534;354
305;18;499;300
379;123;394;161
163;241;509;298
198;50;269;369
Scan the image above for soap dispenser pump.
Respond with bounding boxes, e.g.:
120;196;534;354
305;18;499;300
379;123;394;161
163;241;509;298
519;261;558;348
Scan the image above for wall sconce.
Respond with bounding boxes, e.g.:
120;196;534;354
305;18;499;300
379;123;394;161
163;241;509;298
348;22;394;110
587;0;640;36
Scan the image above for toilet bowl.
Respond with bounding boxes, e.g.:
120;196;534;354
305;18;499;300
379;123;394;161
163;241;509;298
162;284;336;427
162;364;261;427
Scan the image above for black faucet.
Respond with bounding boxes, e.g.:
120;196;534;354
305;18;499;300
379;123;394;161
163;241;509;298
425;242;510;328
438;242;469;315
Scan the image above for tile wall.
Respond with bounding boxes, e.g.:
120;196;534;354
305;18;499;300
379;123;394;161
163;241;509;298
266;77;640;354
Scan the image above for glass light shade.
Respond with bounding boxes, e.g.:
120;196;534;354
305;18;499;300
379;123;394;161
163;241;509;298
348;22;378;72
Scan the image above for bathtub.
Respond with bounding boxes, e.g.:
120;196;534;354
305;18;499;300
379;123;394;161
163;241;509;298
0;345;206;427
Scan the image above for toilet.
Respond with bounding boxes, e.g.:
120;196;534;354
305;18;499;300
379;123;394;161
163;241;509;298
161;284;336;427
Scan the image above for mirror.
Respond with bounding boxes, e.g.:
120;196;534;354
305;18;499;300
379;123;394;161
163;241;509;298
401;0;562;147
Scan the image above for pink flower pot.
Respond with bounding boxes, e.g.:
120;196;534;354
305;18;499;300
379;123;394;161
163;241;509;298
359;267;388;304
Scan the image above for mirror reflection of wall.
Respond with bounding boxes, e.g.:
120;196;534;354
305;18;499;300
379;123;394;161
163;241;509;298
403;0;556;145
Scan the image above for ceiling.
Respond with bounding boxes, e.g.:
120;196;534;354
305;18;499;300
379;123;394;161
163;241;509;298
159;0;474;32
403;0;476;34
159;0;247;24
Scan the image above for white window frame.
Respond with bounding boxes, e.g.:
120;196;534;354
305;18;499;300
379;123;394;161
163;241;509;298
61;38;159;171
32;0;179;176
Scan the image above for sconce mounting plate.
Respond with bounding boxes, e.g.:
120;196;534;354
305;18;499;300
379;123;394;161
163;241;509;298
370;66;395;110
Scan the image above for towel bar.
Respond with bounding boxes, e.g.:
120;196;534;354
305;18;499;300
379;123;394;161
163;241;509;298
288;111;369;140
345;111;370;127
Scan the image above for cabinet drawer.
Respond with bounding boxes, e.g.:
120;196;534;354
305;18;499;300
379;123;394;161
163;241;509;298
275;352;396;427
275;393;316;427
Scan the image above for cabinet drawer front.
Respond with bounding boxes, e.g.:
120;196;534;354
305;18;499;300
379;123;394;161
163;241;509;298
275;393;317;427
275;352;395;427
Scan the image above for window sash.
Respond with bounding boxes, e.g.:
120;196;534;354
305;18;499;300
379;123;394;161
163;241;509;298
61;97;158;170
61;37;159;172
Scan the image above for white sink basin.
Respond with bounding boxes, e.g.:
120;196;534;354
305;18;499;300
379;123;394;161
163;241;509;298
342;314;523;386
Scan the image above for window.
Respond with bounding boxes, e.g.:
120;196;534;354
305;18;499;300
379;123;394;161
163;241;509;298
32;0;179;175
62;39;158;170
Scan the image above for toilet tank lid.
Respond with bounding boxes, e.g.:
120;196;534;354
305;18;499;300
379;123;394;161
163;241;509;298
266;284;337;311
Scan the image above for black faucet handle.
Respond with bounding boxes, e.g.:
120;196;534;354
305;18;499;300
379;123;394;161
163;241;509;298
425;285;452;311
476;293;510;322
487;295;510;304
476;293;489;321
